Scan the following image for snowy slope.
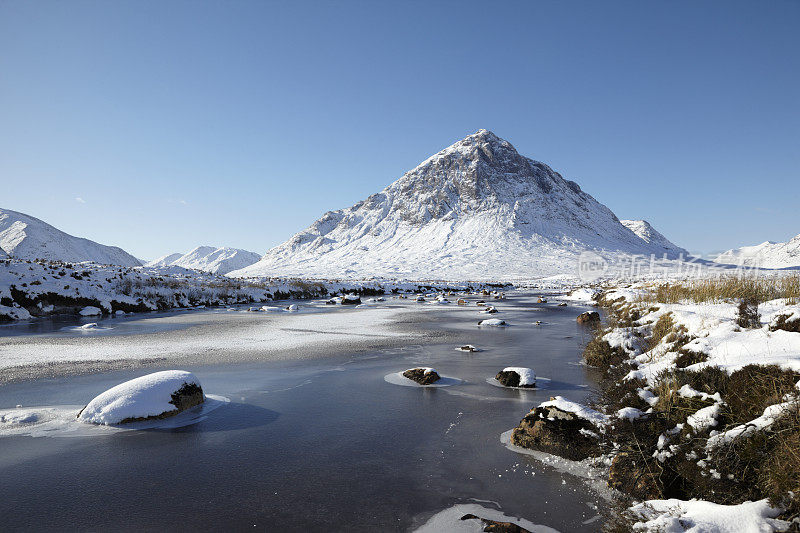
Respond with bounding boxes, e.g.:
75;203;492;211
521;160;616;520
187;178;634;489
147;246;262;275
231;130;687;280
146;252;184;268
620;220;687;256
713;234;800;269
0;208;141;266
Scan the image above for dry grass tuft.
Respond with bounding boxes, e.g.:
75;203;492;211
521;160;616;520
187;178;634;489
643;274;800;305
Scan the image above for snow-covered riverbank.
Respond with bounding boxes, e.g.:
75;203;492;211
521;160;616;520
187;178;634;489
0;257;508;322
534;279;800;531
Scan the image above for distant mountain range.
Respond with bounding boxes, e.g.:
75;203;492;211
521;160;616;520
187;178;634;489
0;208;141;266
713;234;800;269
146;246;261;275
230;130;687;280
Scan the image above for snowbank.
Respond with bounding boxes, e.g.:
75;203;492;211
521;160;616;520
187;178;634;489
77;370;204;425
630;498;789;532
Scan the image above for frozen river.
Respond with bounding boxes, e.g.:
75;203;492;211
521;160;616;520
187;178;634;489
0;292;606;531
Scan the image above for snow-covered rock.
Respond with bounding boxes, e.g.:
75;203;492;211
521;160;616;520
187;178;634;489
0;208;141;266
402;367;440;385
77;370;205;425
496;367;536;388
229;130;686;281
478;318;507;327
146;246;261;275
341;294;361;305
79;306;102;316
713;233;800;269
510;396;607;460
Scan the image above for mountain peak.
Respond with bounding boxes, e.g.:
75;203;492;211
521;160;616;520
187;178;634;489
231;131;687;280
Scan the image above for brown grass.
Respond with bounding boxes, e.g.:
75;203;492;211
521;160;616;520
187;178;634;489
642;274;800;305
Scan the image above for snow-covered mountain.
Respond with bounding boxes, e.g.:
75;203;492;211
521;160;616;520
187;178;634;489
147;252;184;268
230;130;686;280
621;220;687;256
0;208;141;266
713;234;800;269
146;246;261;275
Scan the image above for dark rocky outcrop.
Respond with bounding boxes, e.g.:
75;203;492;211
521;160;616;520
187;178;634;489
511;404;601;460
342;295;361;305
576;311;600;325
402;368;441;385
460;514;531;533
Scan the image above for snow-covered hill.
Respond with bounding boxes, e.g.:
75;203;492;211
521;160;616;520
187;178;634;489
147;252;184;268
146;246;261;275
621;220;687;256
0;208;141;266
231;130;686;280
713;234;800;269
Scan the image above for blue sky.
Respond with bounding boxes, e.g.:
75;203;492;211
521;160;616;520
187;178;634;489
1;0;797;260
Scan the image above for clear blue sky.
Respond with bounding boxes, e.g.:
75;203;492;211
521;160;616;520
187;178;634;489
1;0;798;260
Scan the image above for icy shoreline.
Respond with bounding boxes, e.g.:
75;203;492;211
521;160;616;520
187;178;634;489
0;304;444;384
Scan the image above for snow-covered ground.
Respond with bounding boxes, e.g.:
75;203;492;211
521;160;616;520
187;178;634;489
601;285;800;378
630;498;789;532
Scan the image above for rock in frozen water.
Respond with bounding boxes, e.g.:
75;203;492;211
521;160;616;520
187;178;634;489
402;367;441;385
496;367;536;388
77;370;205;425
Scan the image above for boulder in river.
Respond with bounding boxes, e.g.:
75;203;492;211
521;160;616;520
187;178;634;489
510;396;606;460
576;311;600;325
558;302;568;307
478;318;507;327
402;367;441;385
458;345;478;352
495;367;536;388
77;370;205;425
341;294;361;305
460;514;531;533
